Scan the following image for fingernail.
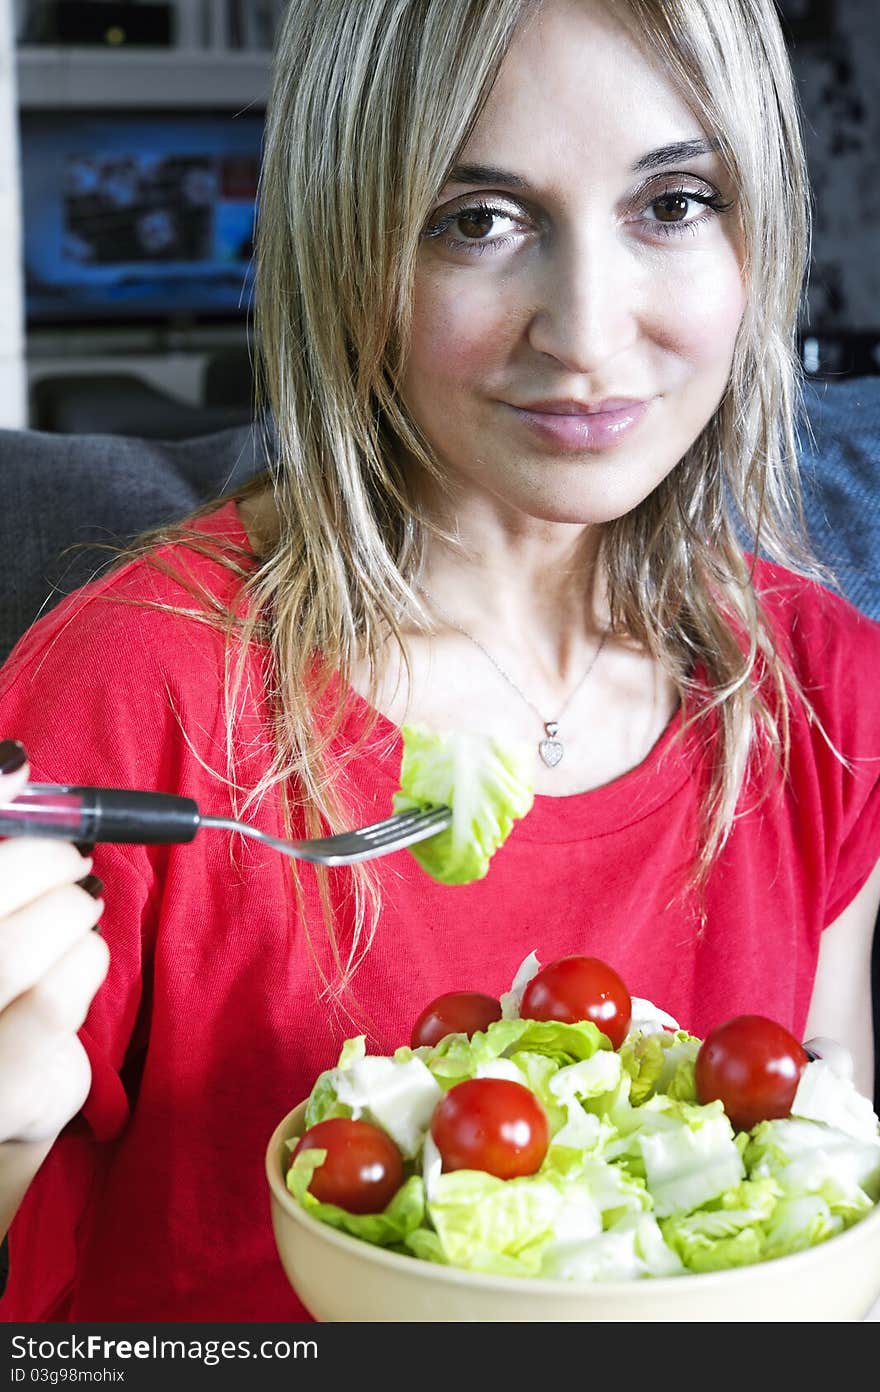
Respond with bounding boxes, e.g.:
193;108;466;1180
0;739;26;775
74;840;95;858
77;874;104;899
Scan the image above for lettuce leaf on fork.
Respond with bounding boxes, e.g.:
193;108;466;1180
392;723;535;884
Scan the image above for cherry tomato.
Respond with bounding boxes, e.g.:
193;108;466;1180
410;991;503;1048
291;1117;404;1213
520;955;632;1049
694;1015;809;1132
430;1077;549;1179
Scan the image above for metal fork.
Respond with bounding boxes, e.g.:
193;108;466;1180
199;805;453;865
0;782;452;867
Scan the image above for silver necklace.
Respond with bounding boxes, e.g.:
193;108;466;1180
418;585;608;768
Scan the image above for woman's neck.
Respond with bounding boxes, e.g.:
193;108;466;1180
412;473;607;686
236;485;678;798
237;481;608;688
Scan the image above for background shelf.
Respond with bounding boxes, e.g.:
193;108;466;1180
16;44;271;108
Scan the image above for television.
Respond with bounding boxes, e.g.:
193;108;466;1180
19;109;264;327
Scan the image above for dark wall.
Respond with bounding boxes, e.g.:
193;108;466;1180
782;0;880;370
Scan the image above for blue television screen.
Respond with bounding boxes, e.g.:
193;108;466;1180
20;110;263;326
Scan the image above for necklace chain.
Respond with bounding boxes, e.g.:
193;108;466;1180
417;584;608;768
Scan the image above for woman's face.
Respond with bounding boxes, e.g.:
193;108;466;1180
399;0;747;527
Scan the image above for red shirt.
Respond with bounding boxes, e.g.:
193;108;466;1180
2;502;879;1321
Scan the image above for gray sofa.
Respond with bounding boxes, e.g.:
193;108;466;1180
0;382;878;1109
797;378;880;622
0;421;269;659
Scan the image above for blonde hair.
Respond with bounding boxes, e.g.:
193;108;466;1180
144;0;820;1005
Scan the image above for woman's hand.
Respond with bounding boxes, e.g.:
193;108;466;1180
0;741;109;1144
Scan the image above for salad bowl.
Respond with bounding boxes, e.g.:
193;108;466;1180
266;1100;880;1322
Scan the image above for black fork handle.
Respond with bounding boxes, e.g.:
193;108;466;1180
0;783;201;845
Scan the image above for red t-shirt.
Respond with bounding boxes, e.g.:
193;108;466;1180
2;501;880;1321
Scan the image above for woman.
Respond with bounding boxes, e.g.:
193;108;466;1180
1;0;878;1320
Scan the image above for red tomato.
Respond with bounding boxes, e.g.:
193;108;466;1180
410;991;503;1048
520;955;632;1049
695;1015;809;1132
291;1118;404;1213
430;1077;549;1179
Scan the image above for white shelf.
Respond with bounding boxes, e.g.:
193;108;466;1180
16;46;271;109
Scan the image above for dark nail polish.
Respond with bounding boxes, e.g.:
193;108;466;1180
74;840;95;858
91;922;103;936
0;739;27;775
77;874;104;899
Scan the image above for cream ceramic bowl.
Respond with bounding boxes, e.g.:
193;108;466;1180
266;1101;880;1322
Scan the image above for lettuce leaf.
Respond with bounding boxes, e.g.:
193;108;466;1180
636;1101;745;1217
302;1035;365;1127
500;951;541;1019
540;1212;684;1282
660;1178;778;1272
618;1029;701;1105
426;1169;573;1276
762;1194;843;1259
423;1016;609;1093
333;1053;442;1160
791;1060;880;1143
744;1117;880;1221
393;724;534;884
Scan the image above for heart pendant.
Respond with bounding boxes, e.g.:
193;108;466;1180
539;738;564;768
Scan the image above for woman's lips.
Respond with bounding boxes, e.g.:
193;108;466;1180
505;397;652;451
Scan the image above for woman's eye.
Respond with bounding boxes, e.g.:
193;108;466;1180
641;187;730;236
458;207;499;239
424;202;523;253
649;193;695;223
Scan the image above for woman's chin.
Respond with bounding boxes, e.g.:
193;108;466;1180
487;472;672;528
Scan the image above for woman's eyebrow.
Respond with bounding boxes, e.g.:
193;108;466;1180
444;163;529;190
444;139;721;193
631;138;721;172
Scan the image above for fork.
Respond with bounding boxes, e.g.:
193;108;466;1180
0;782;452;866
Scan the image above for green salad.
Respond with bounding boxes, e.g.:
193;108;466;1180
286;954;880;1282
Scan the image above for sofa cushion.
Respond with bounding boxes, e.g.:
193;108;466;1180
0;423;268;663
800;377;880;619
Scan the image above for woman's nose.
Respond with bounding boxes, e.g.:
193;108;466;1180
525;228;640;374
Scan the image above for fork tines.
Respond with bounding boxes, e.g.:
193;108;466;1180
314;805;451;864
